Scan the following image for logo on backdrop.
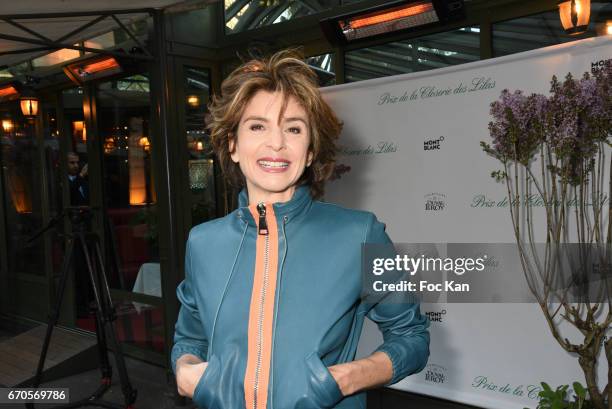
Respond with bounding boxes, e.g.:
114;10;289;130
470;193;609;208
425;309;447;323
425;193;446;211
337;141;398;156
424;136;445;151
472;375;542;401
591;58;611;75
424;364;448;385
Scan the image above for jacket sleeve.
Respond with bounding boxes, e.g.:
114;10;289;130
170;233;209;374
363;214;430;386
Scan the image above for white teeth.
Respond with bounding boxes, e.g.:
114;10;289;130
258;160;289;168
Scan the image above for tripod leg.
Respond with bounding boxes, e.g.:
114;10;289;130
93;239;136;407
78;236;113;382
25;238;76;409
94;304;113;382
78;233;103;319
31;237;76;388
93;232;116;315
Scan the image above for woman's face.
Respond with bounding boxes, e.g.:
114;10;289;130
231;90;313;205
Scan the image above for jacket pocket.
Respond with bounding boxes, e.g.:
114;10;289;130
192;355;220;408
295;352;343;409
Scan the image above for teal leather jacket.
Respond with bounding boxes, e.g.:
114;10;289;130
171;185;430;409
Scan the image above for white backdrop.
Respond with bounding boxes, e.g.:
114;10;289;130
321;36;612;409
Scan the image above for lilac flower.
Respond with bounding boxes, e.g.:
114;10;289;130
484;89;546;165
579;69;612;142
483;68;611;186
547;71;611;183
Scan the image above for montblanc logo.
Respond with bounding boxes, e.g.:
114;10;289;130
425;193;446;211
591;58;611;75
425;309;447;323
424;136;445;151
424;364;448;384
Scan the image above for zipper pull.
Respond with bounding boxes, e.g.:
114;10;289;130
257;202;268;235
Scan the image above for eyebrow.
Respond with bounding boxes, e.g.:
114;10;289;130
284;117;308;125
242;115;308;126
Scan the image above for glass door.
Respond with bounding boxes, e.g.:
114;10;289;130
174;59;227;232
0;88;91;326
95;73;164;354
0;99;47;320
183;65;217;226
60;87;93;325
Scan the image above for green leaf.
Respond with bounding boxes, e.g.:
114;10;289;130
572;382;586;399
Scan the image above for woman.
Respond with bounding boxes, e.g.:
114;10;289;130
172;50;429;409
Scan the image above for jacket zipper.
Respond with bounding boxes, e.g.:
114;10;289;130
254;202;269;409
257;202;269;235
245;202;279;409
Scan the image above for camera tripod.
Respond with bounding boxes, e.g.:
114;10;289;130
25;206;137;409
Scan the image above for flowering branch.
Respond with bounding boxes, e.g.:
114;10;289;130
481;65;612;409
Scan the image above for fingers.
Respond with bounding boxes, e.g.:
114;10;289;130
176;361;208;398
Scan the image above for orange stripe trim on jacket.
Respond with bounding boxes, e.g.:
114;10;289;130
244;203;279;409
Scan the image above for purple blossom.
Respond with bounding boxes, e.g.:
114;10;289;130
485;89;547;164
483;67;611;185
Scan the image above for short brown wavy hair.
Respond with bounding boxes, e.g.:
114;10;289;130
206;49;343;200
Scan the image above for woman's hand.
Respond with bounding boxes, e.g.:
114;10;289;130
327;362;356;396
327;351;393;397
176;354;208;398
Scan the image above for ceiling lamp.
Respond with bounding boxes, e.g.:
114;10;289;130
320;0;465;45
2;119;14;133
187;95;200;107
558;0;591;35
64;55;123;85
19;88;39;117
138;136;151;152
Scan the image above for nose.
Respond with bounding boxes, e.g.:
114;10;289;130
266;126;286;151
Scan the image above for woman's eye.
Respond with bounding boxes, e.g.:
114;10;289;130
287;127;301;134
250;124;264;131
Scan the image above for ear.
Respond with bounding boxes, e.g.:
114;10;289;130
229;136;239;163
306;151;313;167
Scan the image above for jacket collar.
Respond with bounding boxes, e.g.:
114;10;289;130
237;185;312;225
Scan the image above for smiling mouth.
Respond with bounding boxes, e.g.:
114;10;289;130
257;160;290;169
